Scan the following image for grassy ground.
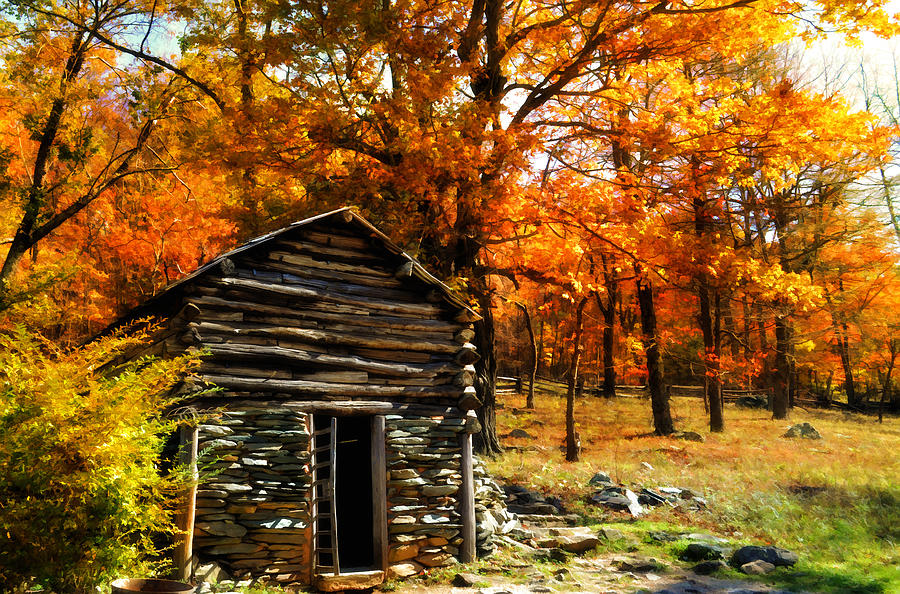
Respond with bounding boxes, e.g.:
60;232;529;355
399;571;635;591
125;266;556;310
485;381;900;593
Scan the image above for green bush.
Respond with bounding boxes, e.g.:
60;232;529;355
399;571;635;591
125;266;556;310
0;325;197;593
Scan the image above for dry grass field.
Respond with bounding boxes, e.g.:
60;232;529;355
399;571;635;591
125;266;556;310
484;382;900;593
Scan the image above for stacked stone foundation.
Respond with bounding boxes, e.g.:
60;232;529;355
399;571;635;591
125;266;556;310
194;406;311;582
384;413;466;575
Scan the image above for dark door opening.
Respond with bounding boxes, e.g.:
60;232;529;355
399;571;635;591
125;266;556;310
312;414;376;573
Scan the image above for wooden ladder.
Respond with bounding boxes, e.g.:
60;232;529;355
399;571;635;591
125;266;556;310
311;416;340;575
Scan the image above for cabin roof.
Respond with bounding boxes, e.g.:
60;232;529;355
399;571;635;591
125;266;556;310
110;207;480;330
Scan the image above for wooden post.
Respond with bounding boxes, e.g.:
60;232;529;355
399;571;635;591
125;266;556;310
371;415;388;571
175;424;199;582
459;432;476;563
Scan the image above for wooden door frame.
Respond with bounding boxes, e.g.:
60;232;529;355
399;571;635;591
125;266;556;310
309;412;388;577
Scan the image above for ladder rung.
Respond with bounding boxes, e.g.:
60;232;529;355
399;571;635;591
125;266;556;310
313;428;332;435
313;445;332;453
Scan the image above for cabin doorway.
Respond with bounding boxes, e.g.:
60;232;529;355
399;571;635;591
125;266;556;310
311;414;386;576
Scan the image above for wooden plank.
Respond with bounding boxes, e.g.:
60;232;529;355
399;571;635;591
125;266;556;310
201;374;466;398
459;432;475;563
329;416;340;575
202;342;461;377
195;321;460;355
174;425;199;581
371;415;388;571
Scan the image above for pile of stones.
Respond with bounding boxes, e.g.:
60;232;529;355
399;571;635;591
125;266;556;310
473;458;524;557
673;533;799;576
587;471;708;517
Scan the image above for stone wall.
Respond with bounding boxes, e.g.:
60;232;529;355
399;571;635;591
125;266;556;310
194;406;311;583
473;457;518;557
384;413;466;576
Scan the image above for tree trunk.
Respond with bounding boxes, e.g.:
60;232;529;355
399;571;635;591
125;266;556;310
515;302;538;409
472;292;500;454
595;285;618;398
635;269;674;435
697;279;724;432
694;195;724;432
773;313;790;419
566;297;588;462
0;32;89;290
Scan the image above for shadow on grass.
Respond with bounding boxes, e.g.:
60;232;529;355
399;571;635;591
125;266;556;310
759;565;888;594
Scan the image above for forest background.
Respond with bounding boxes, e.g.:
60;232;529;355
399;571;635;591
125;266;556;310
2;0;900;449
1;0;900;591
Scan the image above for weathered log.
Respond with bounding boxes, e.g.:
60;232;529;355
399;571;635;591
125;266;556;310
453;328;475;344
459;431;475;563
201;374;465;398
453;365;476;388
269;251;394;278
219;257;236;275
457;387;482;411
174;425;199;582
273;239;383;264
199;363;293;380
425;289;443;303
245;257;407;290
195;321;460;354
206;277;442;317
454;343;480;365
454;309;481;323
372;416;388;571
213;400;464;418
189;284;372;315
301;228;371;251
350;347;435;364
202;343;461;377
188;295;459;333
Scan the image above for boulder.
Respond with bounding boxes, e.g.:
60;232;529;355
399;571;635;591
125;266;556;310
505;428;534;439
638;488;669;506
452;572;482;587
387;562;422;579
680;542;729;562
588;471;615;487
556;534;600;554
736;395;768;409
613;555;662;573
598;527;625;541
691;560;728;575
741;560;776;575
731;545;798;568
783;422;822;440
672;430;705;442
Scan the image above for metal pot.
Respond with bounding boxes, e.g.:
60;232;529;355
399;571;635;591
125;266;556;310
110;579;195;594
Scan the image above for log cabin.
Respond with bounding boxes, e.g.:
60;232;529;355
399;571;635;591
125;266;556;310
111;208;485;591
